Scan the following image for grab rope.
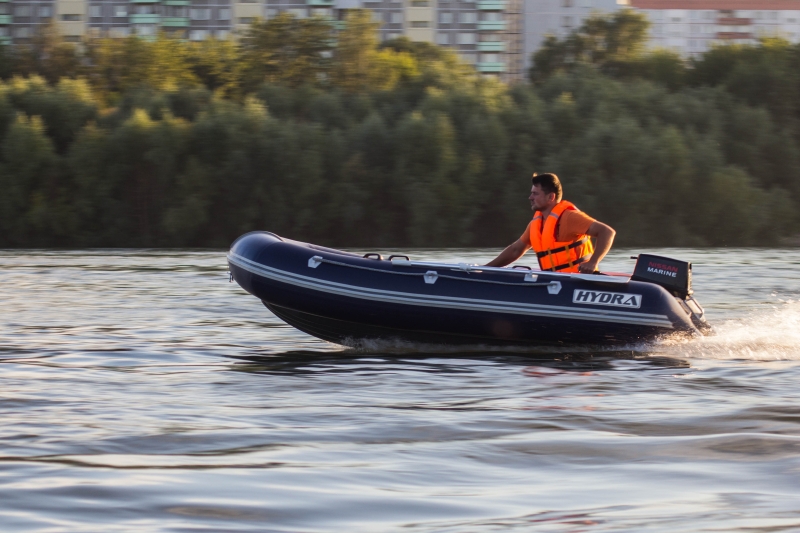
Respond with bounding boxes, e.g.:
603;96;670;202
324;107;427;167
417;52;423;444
310;256;559;288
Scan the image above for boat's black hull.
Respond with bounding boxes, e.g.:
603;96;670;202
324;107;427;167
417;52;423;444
229;232;703;347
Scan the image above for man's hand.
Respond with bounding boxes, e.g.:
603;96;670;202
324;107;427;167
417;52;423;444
578;260;599;274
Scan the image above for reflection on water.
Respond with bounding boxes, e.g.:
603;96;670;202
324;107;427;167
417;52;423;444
0;248;799;532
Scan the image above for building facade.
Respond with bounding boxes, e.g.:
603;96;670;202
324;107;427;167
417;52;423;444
631;0;800;55
0;0;524;80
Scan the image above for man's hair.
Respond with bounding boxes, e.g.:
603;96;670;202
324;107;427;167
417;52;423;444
531;173;563;202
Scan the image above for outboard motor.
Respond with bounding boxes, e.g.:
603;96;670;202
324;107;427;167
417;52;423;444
631;254;711;334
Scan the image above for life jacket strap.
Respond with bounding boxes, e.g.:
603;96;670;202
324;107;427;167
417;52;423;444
541;255;589;272
535;237;590;258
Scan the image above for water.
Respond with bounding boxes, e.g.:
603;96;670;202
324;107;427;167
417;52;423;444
1;247;800;532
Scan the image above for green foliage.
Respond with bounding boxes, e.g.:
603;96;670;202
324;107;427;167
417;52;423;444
0;18;799;248
530;9;651;81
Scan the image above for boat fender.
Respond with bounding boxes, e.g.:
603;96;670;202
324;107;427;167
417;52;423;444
308;255;322;268
424;271;439;284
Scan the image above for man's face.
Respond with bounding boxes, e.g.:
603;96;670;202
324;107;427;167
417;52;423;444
529;184;556;211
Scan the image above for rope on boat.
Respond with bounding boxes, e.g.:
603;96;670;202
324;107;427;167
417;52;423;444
312;257;557;288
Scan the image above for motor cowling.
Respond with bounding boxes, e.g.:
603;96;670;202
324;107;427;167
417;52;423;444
630;254;692;300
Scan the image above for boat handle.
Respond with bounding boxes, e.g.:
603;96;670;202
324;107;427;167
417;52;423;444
512;265;532;270
363;253;384;260
388;255;410;261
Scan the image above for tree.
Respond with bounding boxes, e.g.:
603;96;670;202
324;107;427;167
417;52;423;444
529;9;651;81
239;13;333;90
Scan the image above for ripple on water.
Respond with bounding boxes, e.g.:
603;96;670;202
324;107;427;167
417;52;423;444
1;248;800;532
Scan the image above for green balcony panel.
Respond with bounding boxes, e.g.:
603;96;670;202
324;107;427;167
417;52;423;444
477;41;505;52
308;0;335;4
162;16;189;26
476;61;505;73
164;0;190;4
0;36;10;44
0;15;11;24
477;0;505;10
477;20;506;31
130;14;161;23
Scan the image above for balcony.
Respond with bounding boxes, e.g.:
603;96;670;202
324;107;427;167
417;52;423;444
0;36;10;44
162;16;189;26
131;0;160;3
477;21;505;31
476;61;505;73
165;0;190;4
717;17;750;25
477;41;505;52
130;14;160;23
308;0;335;4
0;15;10;24
477;0;505;10
716;31;752;40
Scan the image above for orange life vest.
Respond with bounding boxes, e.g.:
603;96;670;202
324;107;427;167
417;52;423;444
529;200;594;273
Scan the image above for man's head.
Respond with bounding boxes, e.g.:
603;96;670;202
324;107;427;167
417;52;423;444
530;173;562;211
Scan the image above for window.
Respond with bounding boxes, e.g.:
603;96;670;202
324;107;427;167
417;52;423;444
437;32;449;44
14;6;31;17
562;0;573;7
390;12;402;23
238;17;256;24
411;0;429;5
216;30;230;39
0;5;8;15
480;52;498;62
410;21;429;28
372;11;382;22
39;6;52;17
287;8;306;18
457;32;475;44
110;27;130;37
190;29;208;40
134;24;156;36
562;16;572;27
135;5;155;15
61;14;81;21
440;12;453;23
114;5;128;17
14;26;31;37
461;52;476;63
459;12;476;23
0;27;8;36
90;5;102;17
190;8;211;20
167;7;187;17
481;11;502;21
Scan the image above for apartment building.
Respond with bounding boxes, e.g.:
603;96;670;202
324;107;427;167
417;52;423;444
0;0;523;80
631;0;800;55
265;0;524;80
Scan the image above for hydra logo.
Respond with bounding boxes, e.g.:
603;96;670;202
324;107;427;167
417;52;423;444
572;290;642;309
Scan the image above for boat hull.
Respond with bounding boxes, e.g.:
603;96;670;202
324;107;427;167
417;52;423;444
228;232;702;347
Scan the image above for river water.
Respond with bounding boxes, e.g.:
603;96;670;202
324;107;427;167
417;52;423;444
1;248;799;532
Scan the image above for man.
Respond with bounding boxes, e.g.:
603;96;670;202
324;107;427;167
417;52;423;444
486;173;615;274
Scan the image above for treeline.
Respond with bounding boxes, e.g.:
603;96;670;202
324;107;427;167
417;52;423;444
0;10;798;248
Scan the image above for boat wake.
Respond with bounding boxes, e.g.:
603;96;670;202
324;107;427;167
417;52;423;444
654;301;800;361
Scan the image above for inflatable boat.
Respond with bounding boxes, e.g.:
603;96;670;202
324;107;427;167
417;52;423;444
227;231;710;346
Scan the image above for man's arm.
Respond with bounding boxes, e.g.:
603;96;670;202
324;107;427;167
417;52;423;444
485;238;530;268
578;221;616;273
